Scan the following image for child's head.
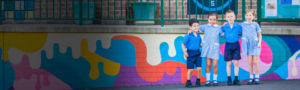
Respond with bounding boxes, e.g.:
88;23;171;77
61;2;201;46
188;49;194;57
208;12;218;25
245;9;255;22
225;10;235;24
189;19;199;32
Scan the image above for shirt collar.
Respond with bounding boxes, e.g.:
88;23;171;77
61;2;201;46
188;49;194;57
189;32;199;37
208;24;219;27
225;22;237;28
243;21;253;24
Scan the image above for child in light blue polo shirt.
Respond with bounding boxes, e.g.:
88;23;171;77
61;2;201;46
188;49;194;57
241;9;262;85
199;12;223;86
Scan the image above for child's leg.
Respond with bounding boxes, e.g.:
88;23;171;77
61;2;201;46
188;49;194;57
212;60;218;81
233;60;241;85
233;60;239;76
226;61;233;85
186;69;194;87
253;56;260;79
206;58;212;82
248;55;254;78
226;61;232;76
187;69;194;80
196;67;202;79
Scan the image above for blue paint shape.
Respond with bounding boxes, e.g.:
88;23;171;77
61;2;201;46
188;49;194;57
95;39;136;66
274;62;288;79
0;48;15;90
160;36;186;64
40;44;118;88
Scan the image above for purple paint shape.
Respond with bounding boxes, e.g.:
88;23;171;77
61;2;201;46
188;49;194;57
296;36;300;43
113;65;184;87
260;73;282;80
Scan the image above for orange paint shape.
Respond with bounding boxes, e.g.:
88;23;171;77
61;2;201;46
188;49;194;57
113;35;205;83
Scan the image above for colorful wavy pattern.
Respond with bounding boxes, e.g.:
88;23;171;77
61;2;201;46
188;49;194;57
0;33;299;90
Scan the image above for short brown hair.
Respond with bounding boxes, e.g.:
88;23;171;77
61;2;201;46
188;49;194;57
189;18;199;26
226;10;235;15
208;12;218;19
246;9;256;17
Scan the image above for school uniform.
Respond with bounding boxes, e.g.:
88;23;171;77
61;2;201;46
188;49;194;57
221;23;243;61
241;21;261;56
199;24;223;60
183;33;202;69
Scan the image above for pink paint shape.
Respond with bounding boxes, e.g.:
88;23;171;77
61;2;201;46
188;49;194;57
259;41;273;64
221;40;273;74
239;54;272;74
12;55;71;90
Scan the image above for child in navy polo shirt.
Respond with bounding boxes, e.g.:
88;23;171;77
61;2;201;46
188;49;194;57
182;19;202;88
221;10;243;86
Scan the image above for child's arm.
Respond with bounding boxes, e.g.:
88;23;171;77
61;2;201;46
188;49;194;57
256;23;262;48
182;43;189;57
258;32;262;48
220;26;225;37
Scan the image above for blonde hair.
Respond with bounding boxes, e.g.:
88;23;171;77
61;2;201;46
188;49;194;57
246;9;256;17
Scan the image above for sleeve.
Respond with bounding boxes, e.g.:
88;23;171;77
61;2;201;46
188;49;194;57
199;35;202;44
221;26;225;32
256;24;262;33
183;35;189;45
238;24;243;33
199;25;205;33
219;27;224;36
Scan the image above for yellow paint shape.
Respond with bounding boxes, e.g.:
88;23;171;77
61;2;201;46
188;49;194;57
0;33;48;60
81;38;120;80
289;50;300;76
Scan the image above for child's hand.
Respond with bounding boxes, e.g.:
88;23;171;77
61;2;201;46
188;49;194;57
223;22;227;26
184;51;189;57
257;42;261;48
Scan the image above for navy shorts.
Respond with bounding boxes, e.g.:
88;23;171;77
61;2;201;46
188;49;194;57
186;50;202;69
224;42;241;61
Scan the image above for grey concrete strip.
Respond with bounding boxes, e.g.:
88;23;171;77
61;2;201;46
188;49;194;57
80;80;300;90
0;24;299;35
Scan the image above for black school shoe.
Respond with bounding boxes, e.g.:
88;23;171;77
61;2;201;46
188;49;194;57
195;79;201;87
233;79;240;85
254;78;260;84
213;80;218;86
185;80;192;88
227;78;232;86
205;81;211;86
247;79;254;85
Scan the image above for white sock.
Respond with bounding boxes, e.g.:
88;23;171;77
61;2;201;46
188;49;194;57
213;74;218;81
206;73;210;81
250;75;254;79
255;74;260;78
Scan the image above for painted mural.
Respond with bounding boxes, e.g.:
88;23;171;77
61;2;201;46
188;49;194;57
0;33;299;90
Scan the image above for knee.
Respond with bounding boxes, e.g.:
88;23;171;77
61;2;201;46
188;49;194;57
206;64;211;68
213;64;218;68
253;60;259;65
248;61;253;65
197;68;202;71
